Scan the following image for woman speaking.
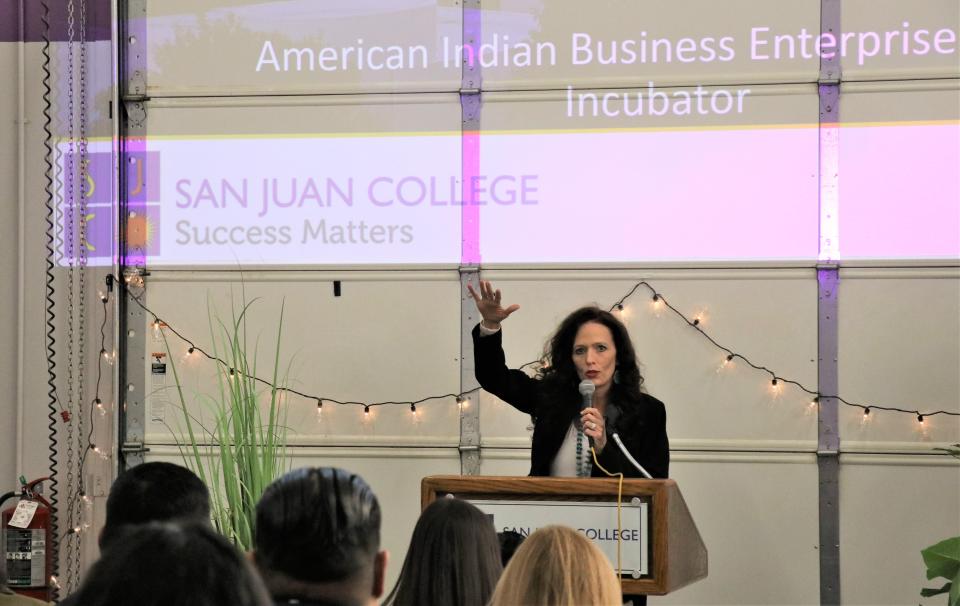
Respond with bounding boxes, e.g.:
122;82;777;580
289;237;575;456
468;281;669;479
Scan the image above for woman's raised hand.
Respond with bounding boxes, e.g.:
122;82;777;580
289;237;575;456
467;280;520;330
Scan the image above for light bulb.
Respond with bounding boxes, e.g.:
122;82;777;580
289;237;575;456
650;294;664;314
715;354;734;374
769;378;782;398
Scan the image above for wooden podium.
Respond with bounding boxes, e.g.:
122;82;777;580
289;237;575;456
422;476;707;596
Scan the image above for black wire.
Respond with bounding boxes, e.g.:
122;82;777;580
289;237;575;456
608;280;959;419
40;0;61;598
69;296;110;513
122;288;474;410
115;274;958;419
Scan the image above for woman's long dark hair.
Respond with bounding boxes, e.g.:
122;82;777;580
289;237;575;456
71;521;272;606
539;306;646;413
384;498;503;606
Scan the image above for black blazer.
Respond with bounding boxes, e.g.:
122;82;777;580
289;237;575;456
472;324;669;479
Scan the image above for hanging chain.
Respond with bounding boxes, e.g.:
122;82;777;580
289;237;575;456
73;0;90;588
63;0;82;591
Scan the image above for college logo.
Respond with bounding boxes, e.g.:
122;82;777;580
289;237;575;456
58;149;161;265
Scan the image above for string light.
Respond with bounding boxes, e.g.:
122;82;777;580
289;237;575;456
115;274;958;427
860;407;872;426
410;403;419;419
363;405;371;419
715;354;735;373
806;397;819;415
316;400;323;421
124;272;145;288
49;576;61;591
650;294;664;314
98;290;108;303
615;303;631;320
769;378;782;398
181;346;198;363
95;398;107;416
89;444;110;460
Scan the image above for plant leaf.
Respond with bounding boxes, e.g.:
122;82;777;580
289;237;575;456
922;582;951;597
923;537;960;581
950;566;960;606
169;292;290;552
921;582;950;597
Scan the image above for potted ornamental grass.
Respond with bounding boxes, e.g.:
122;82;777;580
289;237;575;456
164;296;291;550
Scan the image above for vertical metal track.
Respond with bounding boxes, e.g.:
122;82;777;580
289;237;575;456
459;269;482;476
118;0;148;470
817;267;841;605
817;0;842;602
458;0;482;475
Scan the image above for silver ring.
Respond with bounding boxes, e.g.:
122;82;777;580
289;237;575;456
588;422;595;429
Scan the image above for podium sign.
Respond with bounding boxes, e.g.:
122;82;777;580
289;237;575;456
471;498;650;576
421;475;707;596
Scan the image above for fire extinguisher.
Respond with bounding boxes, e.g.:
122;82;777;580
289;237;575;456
1;476;53;602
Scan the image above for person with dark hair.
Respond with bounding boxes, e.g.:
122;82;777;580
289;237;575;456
468;281;669;479
70;521;271;606
57;462;213;606
384;498;502;606
99;461;211;550
252;467;387;606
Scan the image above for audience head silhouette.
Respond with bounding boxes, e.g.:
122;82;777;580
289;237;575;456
254;466;387;606
489;524;622;606
100;461;210;550
73;521;271;606
385;497;502;606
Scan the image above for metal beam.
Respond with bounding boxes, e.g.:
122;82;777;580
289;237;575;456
817;0;843;600
117;0;148;470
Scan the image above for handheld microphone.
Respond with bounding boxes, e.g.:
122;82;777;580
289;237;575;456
578;380;596;450
578;380;595;410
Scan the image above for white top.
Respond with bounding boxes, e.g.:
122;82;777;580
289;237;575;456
550;422;591;477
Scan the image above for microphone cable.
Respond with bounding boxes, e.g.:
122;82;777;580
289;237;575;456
590;447;624;580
